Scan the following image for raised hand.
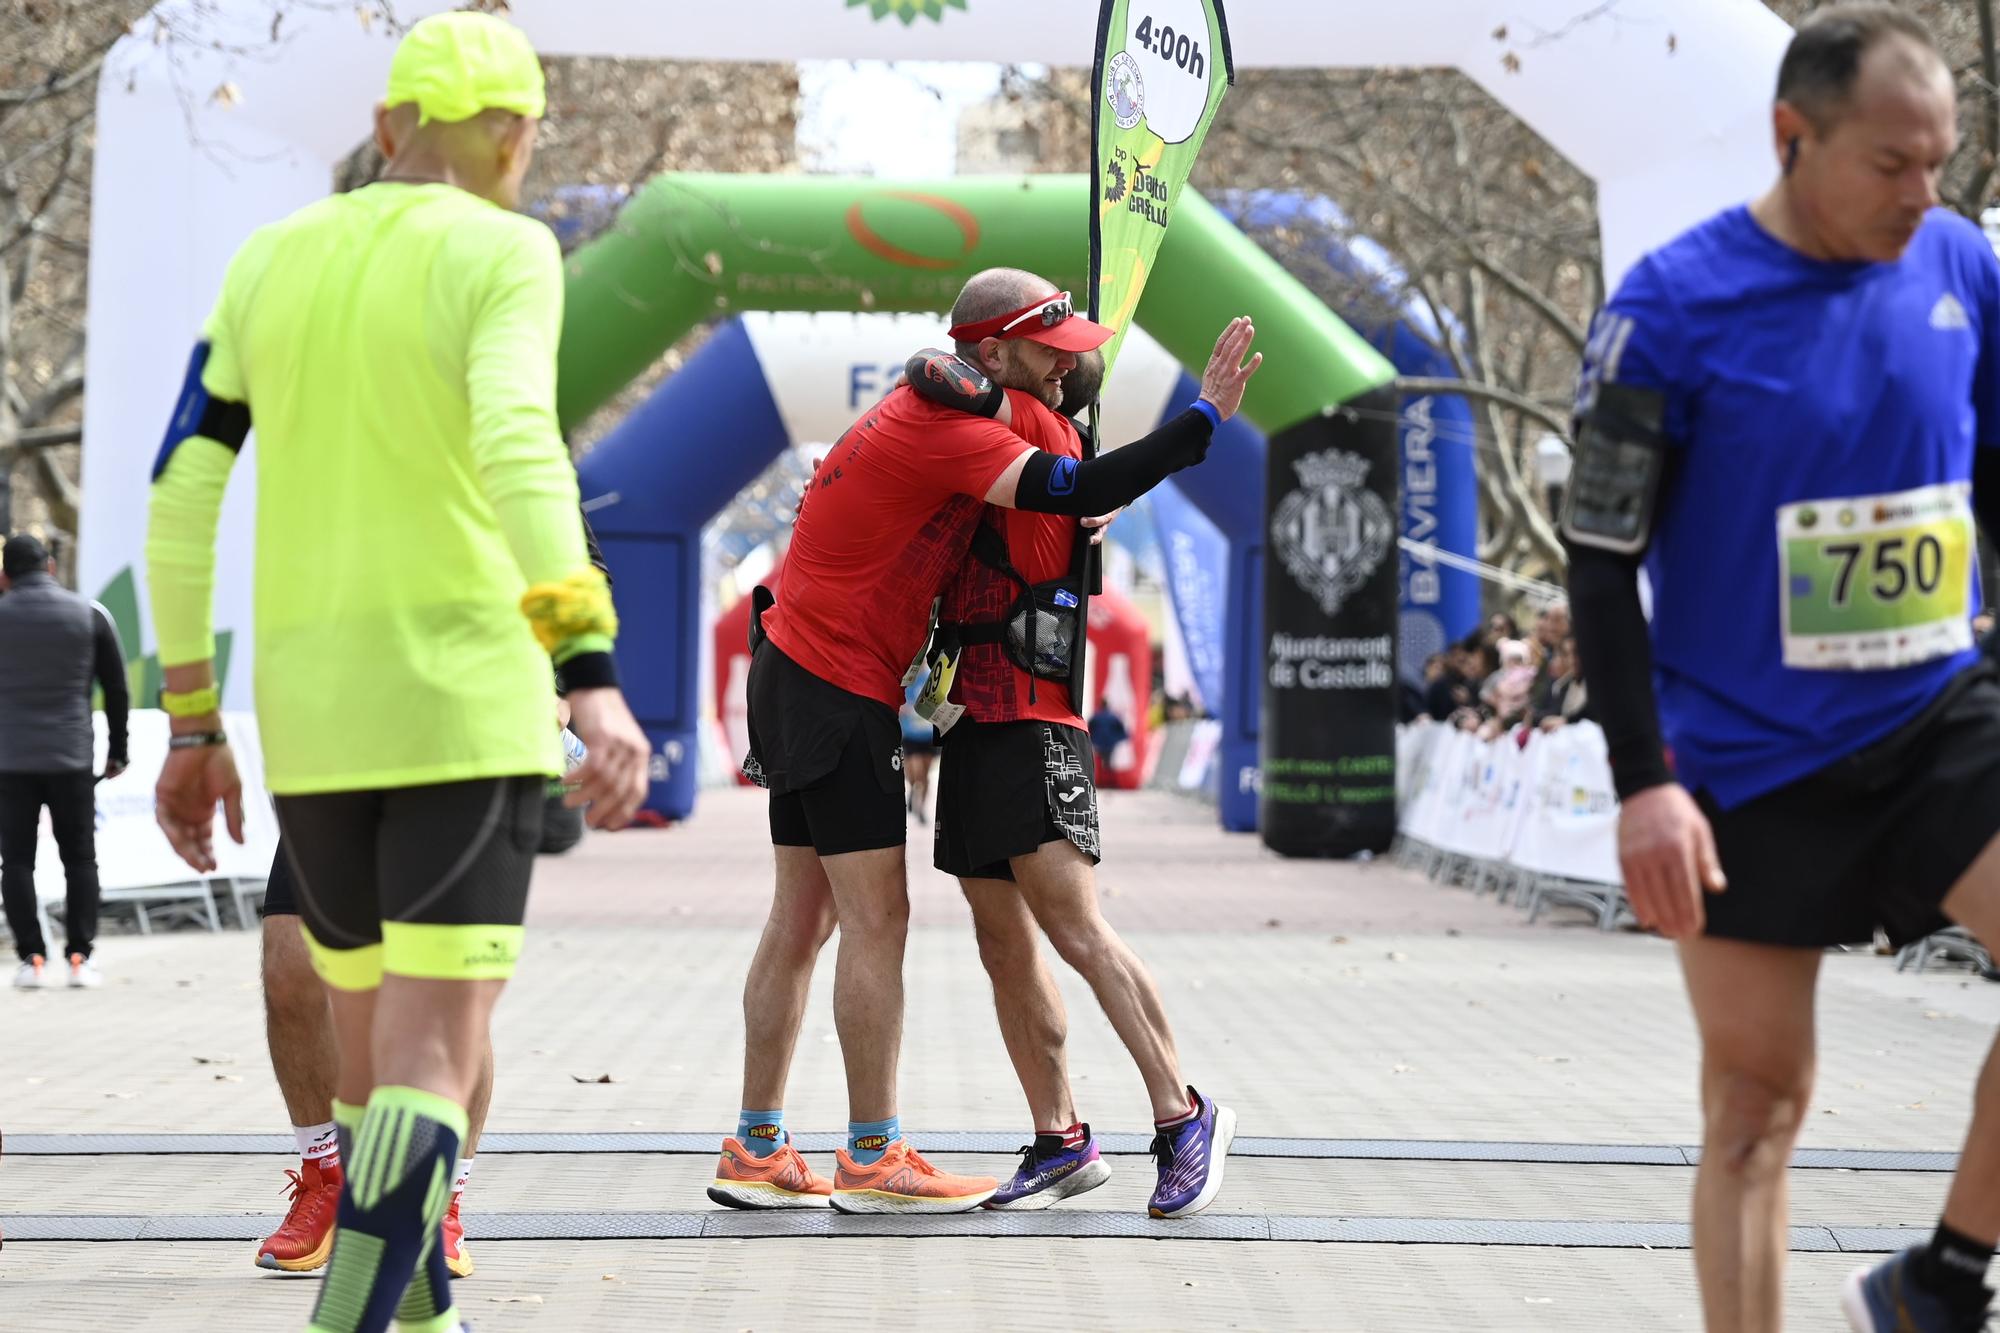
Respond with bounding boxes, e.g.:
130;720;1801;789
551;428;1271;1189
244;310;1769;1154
1199;317;1263;421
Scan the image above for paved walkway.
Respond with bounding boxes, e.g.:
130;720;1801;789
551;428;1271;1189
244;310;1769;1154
4;787;1996;1330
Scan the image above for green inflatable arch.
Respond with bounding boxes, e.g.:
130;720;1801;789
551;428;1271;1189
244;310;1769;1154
559;173;1406;859
557;173;1392;431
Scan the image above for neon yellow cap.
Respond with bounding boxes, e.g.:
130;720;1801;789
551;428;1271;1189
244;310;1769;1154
384;11;546;126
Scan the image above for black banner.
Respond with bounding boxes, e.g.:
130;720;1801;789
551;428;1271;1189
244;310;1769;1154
1260;388;1401;858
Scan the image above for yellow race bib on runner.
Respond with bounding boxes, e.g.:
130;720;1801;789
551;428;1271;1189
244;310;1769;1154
1778;481;1974;671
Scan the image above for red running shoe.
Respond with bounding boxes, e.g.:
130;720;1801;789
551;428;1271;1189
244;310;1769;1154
255;1157;341;1271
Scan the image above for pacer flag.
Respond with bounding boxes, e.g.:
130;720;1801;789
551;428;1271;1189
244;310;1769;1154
1090;0;1234;380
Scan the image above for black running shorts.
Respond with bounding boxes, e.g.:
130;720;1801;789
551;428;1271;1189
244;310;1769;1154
1699;662;2000;950
260;842;299;919
934;719;1102;882
274;775;546;988
743;642;906;856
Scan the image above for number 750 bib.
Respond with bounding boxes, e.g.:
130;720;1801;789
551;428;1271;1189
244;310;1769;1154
1778;481;1974;671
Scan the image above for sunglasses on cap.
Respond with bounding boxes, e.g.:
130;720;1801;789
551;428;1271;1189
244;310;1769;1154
999;291;1074;336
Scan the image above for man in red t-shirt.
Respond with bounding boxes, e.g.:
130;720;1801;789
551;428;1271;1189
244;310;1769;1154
712;266;1259;1218
923;348;1237;1218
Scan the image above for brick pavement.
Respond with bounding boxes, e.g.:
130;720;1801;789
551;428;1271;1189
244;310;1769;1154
2;787;1996;1329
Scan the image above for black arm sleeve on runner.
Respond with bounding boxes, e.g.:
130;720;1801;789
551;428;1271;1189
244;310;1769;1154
1974;449;2000;563
91;603;130;764
1008;408;1214;516
1568;540;1674;799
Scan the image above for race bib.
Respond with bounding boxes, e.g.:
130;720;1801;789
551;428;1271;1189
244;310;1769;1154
1779;482;1975;671
915;647;965;735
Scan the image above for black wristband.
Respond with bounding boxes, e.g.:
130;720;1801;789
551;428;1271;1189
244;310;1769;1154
167;731;228;750
555;651;619;691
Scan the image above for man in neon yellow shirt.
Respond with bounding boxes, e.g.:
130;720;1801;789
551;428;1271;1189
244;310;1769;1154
144;14;650;1333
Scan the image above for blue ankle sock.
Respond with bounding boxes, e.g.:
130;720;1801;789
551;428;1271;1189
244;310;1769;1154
846;1117;899;1166
736;1109;785;1159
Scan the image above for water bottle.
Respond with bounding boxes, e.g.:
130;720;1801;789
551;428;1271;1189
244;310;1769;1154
561;727;588;774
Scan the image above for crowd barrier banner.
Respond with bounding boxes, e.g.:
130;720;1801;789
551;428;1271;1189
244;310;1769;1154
1396;721;1621;891
35;710;281;898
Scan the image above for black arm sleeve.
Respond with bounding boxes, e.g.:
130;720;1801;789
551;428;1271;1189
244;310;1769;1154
1567;541;1673;798
555;506;616;698
581;508;611;587
91;604;130;763
1973;449;2000;579
1008;408;1214;516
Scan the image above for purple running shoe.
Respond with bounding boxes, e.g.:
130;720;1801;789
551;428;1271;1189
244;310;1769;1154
985;1129;1112;1211
1148;1087;1236;1219
1843;1247;1993;1332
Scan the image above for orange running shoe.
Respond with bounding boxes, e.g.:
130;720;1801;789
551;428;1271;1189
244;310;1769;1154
255;1157;341;1271
829;1140;996;1215
708;1136;834;1210
441;1194;474;1278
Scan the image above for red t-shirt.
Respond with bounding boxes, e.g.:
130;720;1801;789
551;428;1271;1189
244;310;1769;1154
762;385;1039;708
938;399;1086;728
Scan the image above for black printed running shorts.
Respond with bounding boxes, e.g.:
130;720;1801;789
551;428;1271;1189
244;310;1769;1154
934;719;1103;882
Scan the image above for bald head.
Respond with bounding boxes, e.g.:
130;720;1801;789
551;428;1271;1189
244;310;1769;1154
950;268;1054;359
948;266;1075;411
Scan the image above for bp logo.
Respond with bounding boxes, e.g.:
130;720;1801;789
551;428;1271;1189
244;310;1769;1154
847;0;967;22
1271;449;1394;617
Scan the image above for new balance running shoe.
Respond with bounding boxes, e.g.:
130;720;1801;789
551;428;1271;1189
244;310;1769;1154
985;1130;1112;1210
707;1136;834;1210
1148;1087;1236;1219
1843;1247;1994;1332
442;1193;474;1278
829;1140;996;1214
255;1156;341;1271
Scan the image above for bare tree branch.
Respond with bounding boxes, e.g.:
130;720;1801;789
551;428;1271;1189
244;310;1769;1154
1391;377;1573;441
11;423;80;450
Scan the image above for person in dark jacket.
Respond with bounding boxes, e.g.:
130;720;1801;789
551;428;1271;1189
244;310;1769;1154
0;534;129;989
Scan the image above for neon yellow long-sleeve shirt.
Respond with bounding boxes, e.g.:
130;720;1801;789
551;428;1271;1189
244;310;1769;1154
146;183;592;793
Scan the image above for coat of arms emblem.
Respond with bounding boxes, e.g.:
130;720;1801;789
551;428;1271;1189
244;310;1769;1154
1270;449;1394;617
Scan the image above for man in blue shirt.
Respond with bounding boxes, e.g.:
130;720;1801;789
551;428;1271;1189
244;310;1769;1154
1569;7;1998;1330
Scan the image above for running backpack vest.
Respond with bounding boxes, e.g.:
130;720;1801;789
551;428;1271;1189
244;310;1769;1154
936;522;1082;699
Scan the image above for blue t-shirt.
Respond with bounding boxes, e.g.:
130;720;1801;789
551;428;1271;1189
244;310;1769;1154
1579;205;2000;809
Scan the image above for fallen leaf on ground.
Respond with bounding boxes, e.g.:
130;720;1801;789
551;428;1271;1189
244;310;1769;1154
214;1074;243;1083
571;1074;616;1084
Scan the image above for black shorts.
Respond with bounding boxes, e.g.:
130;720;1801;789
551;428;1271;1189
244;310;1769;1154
274;775;545;984
935;720;1102;882
743;642;906;856
260;842;299;918
1700;662;2000;950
